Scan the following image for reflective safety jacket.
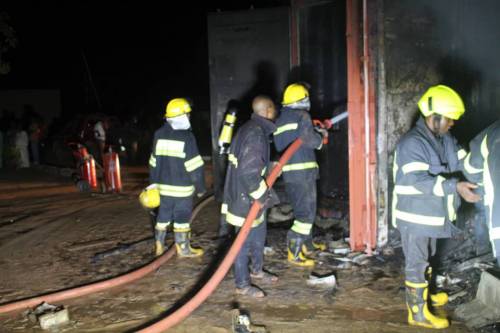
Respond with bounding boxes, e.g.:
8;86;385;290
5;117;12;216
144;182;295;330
392;117;466;237
221;114;276;228
149;122;205;197
463;120;500;259
273;107;323;183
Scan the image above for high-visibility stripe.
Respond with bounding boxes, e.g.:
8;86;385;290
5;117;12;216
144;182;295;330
155;222;170;231
464;153;483;174
261;166;267;176
481;135;489;159
447;194;456;221
392;152;399;228
225;210;264;227
394;185;423;195
157;184;194;197
250;180;267;199
457;149;467;160
221;203;228;214
394;209;445;226
291;220;312;235
484;156;494;231
173;223;190;232
185;155;203;172
274;123;298;135
490;227;500;240
282;162;318;172
228;154;238;168
155;139;186;158
402;162;429;174
149;154;157;167
405;281;428;288
432;176;446;197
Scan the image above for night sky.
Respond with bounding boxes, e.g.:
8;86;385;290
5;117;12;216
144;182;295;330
0;1;289;119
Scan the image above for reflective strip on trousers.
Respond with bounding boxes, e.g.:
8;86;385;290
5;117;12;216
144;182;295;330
291;220;312;235
225;210;264;227
432;176;446;197
394;185;422;195
149;154;156;167
394;209;445;226
401;162;429;174
185;155;203;172
174;222;190;232
155;139;186;158
158;184;195;197
250;180;267;199
155;222;170;231
282;161;318;172
274;123;298;135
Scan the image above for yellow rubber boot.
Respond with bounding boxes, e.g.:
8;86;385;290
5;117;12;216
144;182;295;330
154;227;167;257
174;229;204;258
405;281;449;329
287;233;314;267
302;238;327;256
426;267;448;306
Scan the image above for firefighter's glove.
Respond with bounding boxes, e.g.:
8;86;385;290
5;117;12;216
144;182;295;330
259;188;280;211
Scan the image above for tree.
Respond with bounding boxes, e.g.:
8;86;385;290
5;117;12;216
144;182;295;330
0;11;18;74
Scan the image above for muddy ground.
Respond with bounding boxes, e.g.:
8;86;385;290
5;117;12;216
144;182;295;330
0;166;477;332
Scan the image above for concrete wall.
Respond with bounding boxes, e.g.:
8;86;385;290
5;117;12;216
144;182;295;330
377;0;500;231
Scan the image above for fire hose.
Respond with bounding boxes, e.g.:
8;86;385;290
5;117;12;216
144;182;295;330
0;113;347;329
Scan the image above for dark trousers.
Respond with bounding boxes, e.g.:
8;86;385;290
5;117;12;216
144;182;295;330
399;225;436;283
233;221;267;289
285;181;317;225
157;195;192;225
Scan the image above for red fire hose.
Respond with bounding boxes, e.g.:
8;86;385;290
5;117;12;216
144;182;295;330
0;196;214;315
0;138;303;333
138;138;303;332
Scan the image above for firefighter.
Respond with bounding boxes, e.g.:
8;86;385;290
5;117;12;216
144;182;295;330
148;98;206;257
273;83;328;267
221;95;280;298
463;119;500;267
392;85;480;329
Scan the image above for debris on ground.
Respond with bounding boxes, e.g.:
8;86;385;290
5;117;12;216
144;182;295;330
455;271;500;330
231;308;267;333
27;302;70;330
306;273;337;289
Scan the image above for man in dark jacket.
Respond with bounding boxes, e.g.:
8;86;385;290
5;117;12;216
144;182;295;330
463;119;500;266
221;95;279;298
273;83;328;267
392;85;480;329
149;98;205;257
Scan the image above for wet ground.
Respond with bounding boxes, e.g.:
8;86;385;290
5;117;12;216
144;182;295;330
0;166;474;332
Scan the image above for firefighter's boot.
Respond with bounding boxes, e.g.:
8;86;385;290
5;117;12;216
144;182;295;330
302;236;327;256
426;267;448;307
287;231;314;267
405;281;449;329
174;229;204;258
154;228;167;257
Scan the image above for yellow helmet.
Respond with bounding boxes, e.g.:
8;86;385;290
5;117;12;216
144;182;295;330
165;98;192;118
282;83;309;105
139;186;160;209
417;85;465;120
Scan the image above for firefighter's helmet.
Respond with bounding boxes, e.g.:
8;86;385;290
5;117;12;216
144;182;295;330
282;83;309;105
418;85;465;120
165;98;192;118
139;186;160;209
